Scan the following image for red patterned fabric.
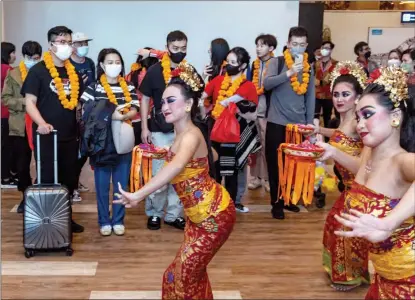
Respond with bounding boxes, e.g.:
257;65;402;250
322;130;368;285
161;152;236;299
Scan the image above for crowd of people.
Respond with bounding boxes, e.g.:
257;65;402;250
1;24;414;299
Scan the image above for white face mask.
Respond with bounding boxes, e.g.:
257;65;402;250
387;59;401;67
103;64;122;78
52;44;72;61
320;49;331;57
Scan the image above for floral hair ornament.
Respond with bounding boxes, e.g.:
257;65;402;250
172;61;204;92
329;61;368;93
369;66;409;108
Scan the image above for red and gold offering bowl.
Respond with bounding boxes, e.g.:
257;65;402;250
296;124;315;135
282;140;324;159
136;143;168;159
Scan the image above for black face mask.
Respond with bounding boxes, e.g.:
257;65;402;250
226;64;240;76
364;51;371;59
169;51;186;64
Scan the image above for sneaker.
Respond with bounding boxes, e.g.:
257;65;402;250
100;225;112;236
72;190;82;202
235;203;249;213
248;177;262;190
263;180;270;193
113;224;125;236
147;216;161;230
284;203;300;213
1;178;17;189
165;217;186;230
72;220;85;233
271;204;285;220
78;183;89;192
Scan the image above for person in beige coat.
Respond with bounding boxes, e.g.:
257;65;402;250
2;41;42;213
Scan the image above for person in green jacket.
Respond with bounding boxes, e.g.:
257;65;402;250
2;41;42;213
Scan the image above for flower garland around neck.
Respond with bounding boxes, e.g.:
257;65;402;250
283;49;310;95
44;51;79;110
211;73;246;119
253;53;274;95
130;62;141;72
161;52;186;84
19;61;28;82
100;74;132;106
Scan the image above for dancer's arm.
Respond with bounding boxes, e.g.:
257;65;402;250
334;153;415;243
316;142;369;175
114;131;201;206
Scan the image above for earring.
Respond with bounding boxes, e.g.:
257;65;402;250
391;119;400;127
185;106;191;113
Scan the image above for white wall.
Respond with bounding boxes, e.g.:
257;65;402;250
324;11;415;61
3;1;299;73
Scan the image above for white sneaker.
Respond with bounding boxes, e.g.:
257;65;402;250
78;183;89;192
72;190;82;202
100;225;112;236
235;203;249;213
113;224;125;236
248;177;262;190
264;180;270;193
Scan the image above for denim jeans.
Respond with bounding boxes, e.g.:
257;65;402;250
94;153;131;227
235;166;248;205
144;131;183;222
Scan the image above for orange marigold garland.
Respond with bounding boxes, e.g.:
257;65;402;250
130;62;141;72
19;61;28;82
161;53;187;84
283;49;310;95
211;73;246;119
44;51;79;110
252;54;274;95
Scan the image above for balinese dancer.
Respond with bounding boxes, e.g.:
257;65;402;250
318;66;415;299
114;63;236;299
309;61;369;291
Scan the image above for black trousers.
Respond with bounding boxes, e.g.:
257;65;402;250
76;155;88;185
212;140;238;203
34;134;78;196
315;98;334;128
265;122;286;208
133;121;142;146
1;118;12;180
10;133;32;192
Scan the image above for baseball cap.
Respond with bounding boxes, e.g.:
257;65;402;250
72;32;93;43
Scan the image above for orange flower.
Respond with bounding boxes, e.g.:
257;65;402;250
252;53;274;95
283;49;310;95
19;61;28;82
161;53;187;84
100;74;134;110
43;51;79;110
212;73;246;119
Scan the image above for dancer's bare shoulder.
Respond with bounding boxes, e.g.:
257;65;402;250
395;152;415;182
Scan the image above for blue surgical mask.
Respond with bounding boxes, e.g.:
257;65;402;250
290;46;306;57
76;46;89;58
24;59;38;69
401;62;414;74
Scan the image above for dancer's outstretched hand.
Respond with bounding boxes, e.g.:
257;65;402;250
113;182;143;208
316;141;336;161
334;209;393;243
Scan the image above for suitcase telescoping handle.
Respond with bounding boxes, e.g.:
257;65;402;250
36;130;58;185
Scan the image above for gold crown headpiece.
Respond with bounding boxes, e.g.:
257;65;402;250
330;61;368;93
171;61;204;92
368;66;409;108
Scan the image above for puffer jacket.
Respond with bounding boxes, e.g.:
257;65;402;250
1;67;26;137
81;92;118;167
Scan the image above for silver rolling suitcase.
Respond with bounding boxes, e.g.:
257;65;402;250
23;130;73;258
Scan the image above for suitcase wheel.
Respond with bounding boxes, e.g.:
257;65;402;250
66;247;74;256
24;249;35;258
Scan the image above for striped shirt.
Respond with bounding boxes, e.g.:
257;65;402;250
80;81;140;109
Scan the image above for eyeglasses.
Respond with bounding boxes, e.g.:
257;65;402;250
52;40;73;46
291;42;307;47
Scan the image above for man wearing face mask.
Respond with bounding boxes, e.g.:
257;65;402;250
70;32;95;86
70;32;95;200
139;30;191;231
263;26;316;220
354;41;378;76
2;41;42;213
21;25;85;233
314;41;338;129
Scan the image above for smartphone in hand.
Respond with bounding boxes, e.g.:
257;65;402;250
295;54;303;64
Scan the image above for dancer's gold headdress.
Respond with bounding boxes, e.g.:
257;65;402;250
329;61;368;92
